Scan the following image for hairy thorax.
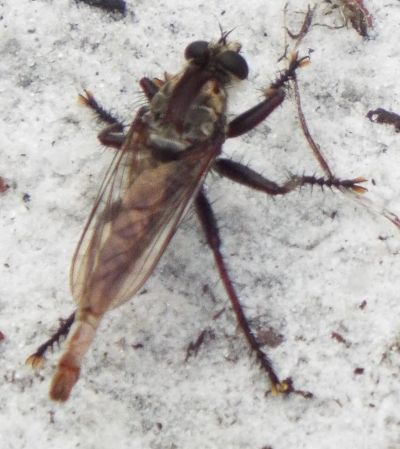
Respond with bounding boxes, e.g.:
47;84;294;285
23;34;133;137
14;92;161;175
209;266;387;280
147;76;228;150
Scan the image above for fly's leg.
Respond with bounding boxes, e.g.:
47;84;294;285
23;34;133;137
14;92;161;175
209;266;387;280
227;53;309;138
228;89;285;138
96;123;126;149
79;90;125;149
195;189;291;395
213;159;367;194
226;52;334;179
79;77;165;148
139;76;164;100
79;90;123;128
26;312;76;369
199;162;365;394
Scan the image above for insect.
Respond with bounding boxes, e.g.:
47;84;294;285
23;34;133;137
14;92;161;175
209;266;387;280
27;32;365;401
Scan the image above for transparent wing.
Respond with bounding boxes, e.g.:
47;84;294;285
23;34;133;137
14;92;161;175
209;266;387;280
70;124;221;315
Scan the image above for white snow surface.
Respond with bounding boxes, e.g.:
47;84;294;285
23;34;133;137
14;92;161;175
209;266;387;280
1;1;400;448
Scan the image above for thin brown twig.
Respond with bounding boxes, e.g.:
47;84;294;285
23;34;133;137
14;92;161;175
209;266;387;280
286;4;317;49
293;77;333;178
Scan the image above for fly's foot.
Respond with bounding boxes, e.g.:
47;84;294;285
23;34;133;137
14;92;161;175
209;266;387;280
25;353;45;369
271;379;291;396
300;175;368;194
269;377;313;399
25;312;75;371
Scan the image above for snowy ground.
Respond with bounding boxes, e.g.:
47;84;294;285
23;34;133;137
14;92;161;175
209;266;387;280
1;1;400;448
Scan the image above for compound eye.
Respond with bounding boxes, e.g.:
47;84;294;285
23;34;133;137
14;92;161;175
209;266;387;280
217;51;249;80
184;40;209;62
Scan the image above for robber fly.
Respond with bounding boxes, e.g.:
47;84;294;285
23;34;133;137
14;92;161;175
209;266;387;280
27;31;365;401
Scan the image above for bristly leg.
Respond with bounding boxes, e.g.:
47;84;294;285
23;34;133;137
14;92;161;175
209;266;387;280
26;312;76;369
213;159;367;195
227;53;309;138
79;90;123;128
195;189;290;395
290;71;400;230
79;90;126;148
96;123;126;149
139;77;163;101
268;52;310;93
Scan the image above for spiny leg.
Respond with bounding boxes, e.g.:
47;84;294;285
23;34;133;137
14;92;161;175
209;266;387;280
79;90;123;128
96;123;126;149
195;188;290;395
226;51;335;181
79;75;165;149
26;312;76;368
227;53;309;138
213;158;367;195
206;161;365;395
79;74;164;123
139;76;164;100
79;90;125;149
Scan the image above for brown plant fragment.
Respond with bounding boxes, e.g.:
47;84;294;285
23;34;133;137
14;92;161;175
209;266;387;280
367;108;400;133
0;177;9;193
75;0;126;14
331;331;351;348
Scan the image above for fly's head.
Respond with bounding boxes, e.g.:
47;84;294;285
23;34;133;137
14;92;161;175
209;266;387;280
149;35;249;144
183;37;249;85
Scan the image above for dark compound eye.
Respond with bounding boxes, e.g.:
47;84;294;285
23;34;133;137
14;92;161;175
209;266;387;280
217;51;249;80
184;40;209;62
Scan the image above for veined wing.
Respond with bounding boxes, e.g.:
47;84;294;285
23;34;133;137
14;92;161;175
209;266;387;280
70;123;222;316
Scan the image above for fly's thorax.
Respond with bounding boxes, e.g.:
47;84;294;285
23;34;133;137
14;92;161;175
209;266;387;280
147;76;227;153
183;80;227;140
